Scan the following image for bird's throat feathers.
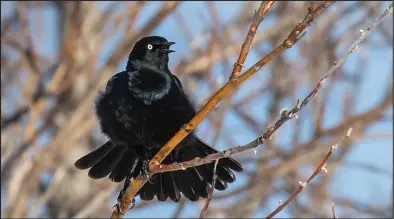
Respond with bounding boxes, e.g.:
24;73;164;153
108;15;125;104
127;60;172;105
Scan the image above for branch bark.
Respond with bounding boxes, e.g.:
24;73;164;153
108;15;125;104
230;1;275;79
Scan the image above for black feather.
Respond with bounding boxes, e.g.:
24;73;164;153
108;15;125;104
162;171;181;202
185;167;209;198
88;145;127;179
175;170;197;201
109;148;139;182
156;174;168;201
75;141;115;170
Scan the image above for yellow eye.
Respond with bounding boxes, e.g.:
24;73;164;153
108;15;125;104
147;44;153;50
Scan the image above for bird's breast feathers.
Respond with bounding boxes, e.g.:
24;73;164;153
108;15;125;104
127;67;172;105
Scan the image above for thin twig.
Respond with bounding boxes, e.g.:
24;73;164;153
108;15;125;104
265;128;353;219
111;2;334;218
332;202;338;219
199;159;219;218
172;199;186;218
230;1;275;79
318;2;393;85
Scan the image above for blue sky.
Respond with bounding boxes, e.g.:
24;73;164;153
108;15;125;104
1;1;392;218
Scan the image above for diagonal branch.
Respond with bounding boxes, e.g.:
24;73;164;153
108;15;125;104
149;2;392;175
110;2;334;218
230;1;275;79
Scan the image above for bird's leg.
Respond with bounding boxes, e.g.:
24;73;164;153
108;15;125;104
141;149;158;183
117;156;139;212
142;160;150;175
123;156;140;191
142;159;156;184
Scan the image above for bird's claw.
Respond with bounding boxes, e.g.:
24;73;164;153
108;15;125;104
123;197;136;211
116;189;136;214
142;160;150;175
114;203;125;215
114;199;135;215
129;197;136;210
142;160;154;183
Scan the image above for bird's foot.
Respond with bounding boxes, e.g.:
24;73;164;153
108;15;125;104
142;160;155;183
129;197;136;210
115;190;136;215
142;160;150;175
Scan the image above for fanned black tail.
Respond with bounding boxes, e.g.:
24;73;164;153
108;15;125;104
138;136;243;202
74;136;243;202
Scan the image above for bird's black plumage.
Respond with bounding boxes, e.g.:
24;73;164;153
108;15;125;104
74;36;243;202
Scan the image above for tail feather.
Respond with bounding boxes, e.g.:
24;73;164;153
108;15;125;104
88;145;127;179
109;148;139;182
196;163;228;191
182;140;229;191
174;170;198;201
74;141;115;170
162;171;181;202
139;177;158;201
216;165;236;183
196;147;236;183
75;135;243;202
196;137;243;172
185;168;209;198
180;144;211;198
156;174;169;201
156;153;180;202
188;136;239;186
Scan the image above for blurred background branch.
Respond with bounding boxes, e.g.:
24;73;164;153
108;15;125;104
1;1;392;218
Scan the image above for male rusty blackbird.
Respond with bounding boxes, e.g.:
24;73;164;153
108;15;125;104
74;36;243;202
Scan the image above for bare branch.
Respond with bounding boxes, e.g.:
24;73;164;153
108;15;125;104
199;159;219;219
265;128;352;218
332;202;338;219
230;1;275;79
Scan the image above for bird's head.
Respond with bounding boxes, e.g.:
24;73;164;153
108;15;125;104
126;36;175;70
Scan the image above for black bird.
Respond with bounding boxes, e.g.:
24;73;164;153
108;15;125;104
74;36;243;202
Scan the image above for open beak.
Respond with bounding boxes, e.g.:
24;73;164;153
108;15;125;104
159;42;175;54
161;49;175;54
161;42;176;47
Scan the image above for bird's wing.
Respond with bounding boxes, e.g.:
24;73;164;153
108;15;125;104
172;74;184;91
169;74;198;116
105;75;118;93
105;72;126;94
